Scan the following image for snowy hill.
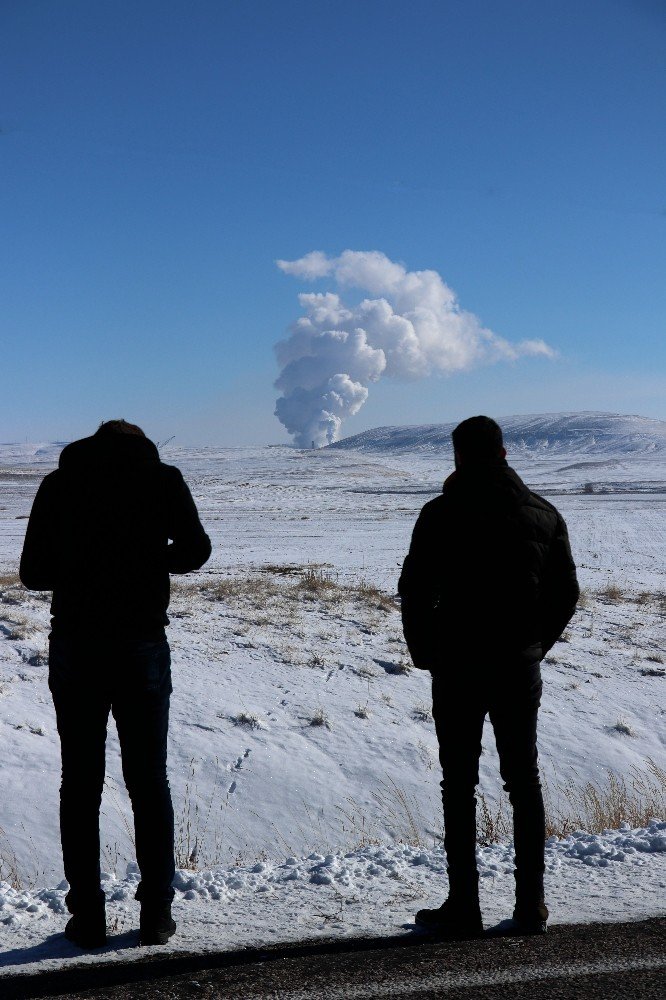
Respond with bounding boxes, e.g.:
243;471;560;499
0;442;68;466
329;412;666;456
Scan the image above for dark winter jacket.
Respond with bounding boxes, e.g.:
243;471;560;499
398;459;579;672
19;433;212;640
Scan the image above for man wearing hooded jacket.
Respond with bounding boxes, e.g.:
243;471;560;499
399;416;579;937
20;420;211;948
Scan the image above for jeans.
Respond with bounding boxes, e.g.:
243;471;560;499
49;636;175;913
431;661;545;901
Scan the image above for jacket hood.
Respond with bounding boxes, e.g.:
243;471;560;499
442;459;531;509
59;433;160;472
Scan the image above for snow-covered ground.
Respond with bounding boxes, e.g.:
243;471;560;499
0;413;664;975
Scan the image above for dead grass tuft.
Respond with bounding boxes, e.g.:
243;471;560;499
296;567;339;594
308;707;331;729
351;579;396;613
598;584;624;603
0;826;23;889
412;702;433;723
230;711;266;730
205;577;279;605
611;717;635;737
259;563;303;576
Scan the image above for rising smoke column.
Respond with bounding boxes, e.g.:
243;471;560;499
274;250;555;447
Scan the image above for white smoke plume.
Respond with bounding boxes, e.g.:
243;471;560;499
274;250;556;447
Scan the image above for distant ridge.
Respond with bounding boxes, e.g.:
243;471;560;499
328;412;666;455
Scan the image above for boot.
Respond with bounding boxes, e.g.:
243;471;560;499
139;901;177;945
64;905;107;949
512;897;548;935
415;896;483;938
511;874;548;934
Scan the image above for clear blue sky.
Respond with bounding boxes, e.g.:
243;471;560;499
2;0;664;445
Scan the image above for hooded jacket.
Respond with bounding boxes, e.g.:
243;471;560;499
398;459;579;671
19;432;212;640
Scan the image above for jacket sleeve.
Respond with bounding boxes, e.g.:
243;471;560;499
539;511;580;656
398;503;441;671
19;474;59;591
166;468;212;574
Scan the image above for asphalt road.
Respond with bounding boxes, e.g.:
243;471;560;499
2;918;664;1000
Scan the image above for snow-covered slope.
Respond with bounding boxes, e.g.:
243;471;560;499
329;412;666;455
0;442;68;467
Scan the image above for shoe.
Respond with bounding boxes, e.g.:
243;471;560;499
64;911;107;949
487;901;548;937
415;897;483;938
139;902;176;945
512;900;548;935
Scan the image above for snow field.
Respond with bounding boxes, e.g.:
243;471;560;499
0;425;664;973
0;570;663;887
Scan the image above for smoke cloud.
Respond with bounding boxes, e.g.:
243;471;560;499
274;250;555;447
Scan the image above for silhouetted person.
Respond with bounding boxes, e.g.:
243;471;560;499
20;420;211;948
399;416;579;937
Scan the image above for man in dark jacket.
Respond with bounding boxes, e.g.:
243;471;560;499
20;420;212;948
399;416;578;937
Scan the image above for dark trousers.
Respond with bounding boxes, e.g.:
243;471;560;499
49;636;175;913
431;662;545;902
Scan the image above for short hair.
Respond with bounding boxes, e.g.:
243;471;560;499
95;419;146;438
451;416;503;461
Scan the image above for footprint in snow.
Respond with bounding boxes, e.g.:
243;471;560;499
233;749;251;770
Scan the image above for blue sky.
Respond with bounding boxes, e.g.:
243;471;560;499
1;0;664;445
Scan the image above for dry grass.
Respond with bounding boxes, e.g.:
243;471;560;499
382;658;412;676
0;575;26;607
630;589;666;612
296;567;339;594
191;568;397;618
478;759;666;844
308;707;331;729
611;716;635;737
0;826;24;889
553;760;665;834
259;564;303;576
230;711;266;730
412;702;433;723
1;615;35;641
588;586;666;613
352;579;396;613
205;576;279;605
598;584;624;603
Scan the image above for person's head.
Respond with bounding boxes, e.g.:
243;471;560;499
451;415;506;468
95;419;146;438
